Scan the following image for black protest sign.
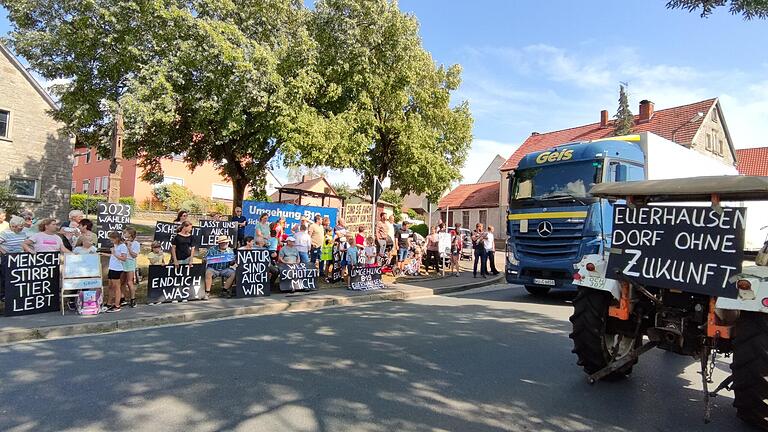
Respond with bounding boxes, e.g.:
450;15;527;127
278;263;319;292
327;246;343;283
606;204;745;299
198;220;238;249
153;222;203;252
3;252;61;316
97;202;132;250
147;264;206;302
236;248;271;297
349;265;384;291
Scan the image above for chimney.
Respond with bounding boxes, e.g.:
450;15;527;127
301;175;307;182
531;131;540;136
639;100;654;123
600;109;609;127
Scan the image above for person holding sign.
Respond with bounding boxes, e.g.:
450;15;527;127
171;221;196;266
22;219;71;254
204;235;237;299
105;231;128;312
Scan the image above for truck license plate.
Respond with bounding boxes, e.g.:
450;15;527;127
588;276;606;289
533;278;556;286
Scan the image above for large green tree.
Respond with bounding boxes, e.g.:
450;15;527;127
309;0;473;203
3;0;331;208
666;0;768;19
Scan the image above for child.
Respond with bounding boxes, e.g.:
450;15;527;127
147;241;165;265
105;231;128;312
364;236;377;267
121;227;140;308
450;230;462;277
343;236;358;282
73;236;97;255
321;231;334;277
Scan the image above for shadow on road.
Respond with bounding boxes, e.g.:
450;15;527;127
0;291;747;432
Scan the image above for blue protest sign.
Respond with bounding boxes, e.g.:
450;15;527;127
242;201;338;237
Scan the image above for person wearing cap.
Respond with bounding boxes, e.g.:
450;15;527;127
204;235;237;299
279;236;300;264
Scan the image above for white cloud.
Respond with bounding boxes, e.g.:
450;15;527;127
457;43;768;150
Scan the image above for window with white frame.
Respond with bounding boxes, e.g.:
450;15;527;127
94;177;101;194
102;176;109;193
211;184;234;200
85;150;91;164
479;210;488;226
82;179;90;193
71;181;76;193
73;154;79;166
9;177;39;200
0;110;9;138
705;132;713;151
711;108;718;122
462;211;469;228
162;176;184;186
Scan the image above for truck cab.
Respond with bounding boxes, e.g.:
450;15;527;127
506;138;645;294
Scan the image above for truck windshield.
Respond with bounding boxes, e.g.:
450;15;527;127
511;160;602;201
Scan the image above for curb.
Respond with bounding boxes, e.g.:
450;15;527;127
0;277;504;345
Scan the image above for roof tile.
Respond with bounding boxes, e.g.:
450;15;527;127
500;98;717;171
438;181;499;209
736;147;768;176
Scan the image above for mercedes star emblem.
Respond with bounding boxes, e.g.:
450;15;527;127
537;221;553;237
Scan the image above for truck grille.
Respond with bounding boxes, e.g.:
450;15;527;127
512;220;583;261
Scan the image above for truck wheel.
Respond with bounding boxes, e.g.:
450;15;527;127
569;287;637;381
525;285;551;296
732;312;768;430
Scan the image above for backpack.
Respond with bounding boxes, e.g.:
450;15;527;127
77;290;102;315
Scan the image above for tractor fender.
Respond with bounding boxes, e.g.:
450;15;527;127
573;253;621;300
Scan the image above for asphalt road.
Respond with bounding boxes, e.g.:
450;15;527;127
0;284;752;432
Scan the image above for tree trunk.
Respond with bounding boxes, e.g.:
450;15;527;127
232;176;248;213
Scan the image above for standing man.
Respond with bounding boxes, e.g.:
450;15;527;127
472;223;488;278
395;221;412;274
308;214;325;276
232;206;248;247
294;224;312;264
485;225;499;275
375;212;388;263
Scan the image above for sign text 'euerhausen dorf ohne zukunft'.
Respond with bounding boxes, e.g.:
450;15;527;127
606;204;746;299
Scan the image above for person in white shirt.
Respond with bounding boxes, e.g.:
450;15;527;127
73;236;97;255
294;224;312;264
485;225;499;275
105;231;128;312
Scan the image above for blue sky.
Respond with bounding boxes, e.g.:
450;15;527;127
2;1;766;186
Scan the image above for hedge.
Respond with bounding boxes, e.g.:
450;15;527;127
411;223;428;237
70;194;136;215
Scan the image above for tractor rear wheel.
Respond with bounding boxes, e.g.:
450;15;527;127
732;311;768;430
570;287;638;381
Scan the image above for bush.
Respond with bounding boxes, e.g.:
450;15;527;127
119;197;136;214
70;193;106;214
411;223;428;237
212;201;231;215
0;185;22;217
406;209;417;219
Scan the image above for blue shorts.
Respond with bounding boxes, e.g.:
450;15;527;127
398;247;409;261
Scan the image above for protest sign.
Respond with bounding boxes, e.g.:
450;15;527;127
437;233;452;257
147;264;206;302
153;222;203;252
3;252;60;316
344;204;371;234
236;249;272;297
97;202;131;250
242;201;338;237
327;246;343;283
278;263;319;292
198;220;238;249
349;266;384;291
606;204;746;299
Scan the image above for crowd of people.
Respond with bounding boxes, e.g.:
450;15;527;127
0;205;502;315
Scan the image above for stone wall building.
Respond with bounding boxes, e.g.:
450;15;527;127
0;44;74;219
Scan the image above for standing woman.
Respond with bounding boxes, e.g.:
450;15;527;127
173;210;189;223
22;218;71;254
78;218;95;247
121;227;140;308
106;231;128;312
425;226;440;273
171;221;196;266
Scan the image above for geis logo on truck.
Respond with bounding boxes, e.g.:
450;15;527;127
535;149;573;164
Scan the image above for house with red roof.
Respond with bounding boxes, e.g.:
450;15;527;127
736;147;768;176
497;98;738;230
436;181;500;229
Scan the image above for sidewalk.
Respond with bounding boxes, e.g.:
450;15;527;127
0;255;505;344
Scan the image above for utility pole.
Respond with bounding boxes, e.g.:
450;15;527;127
107;108;124;203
